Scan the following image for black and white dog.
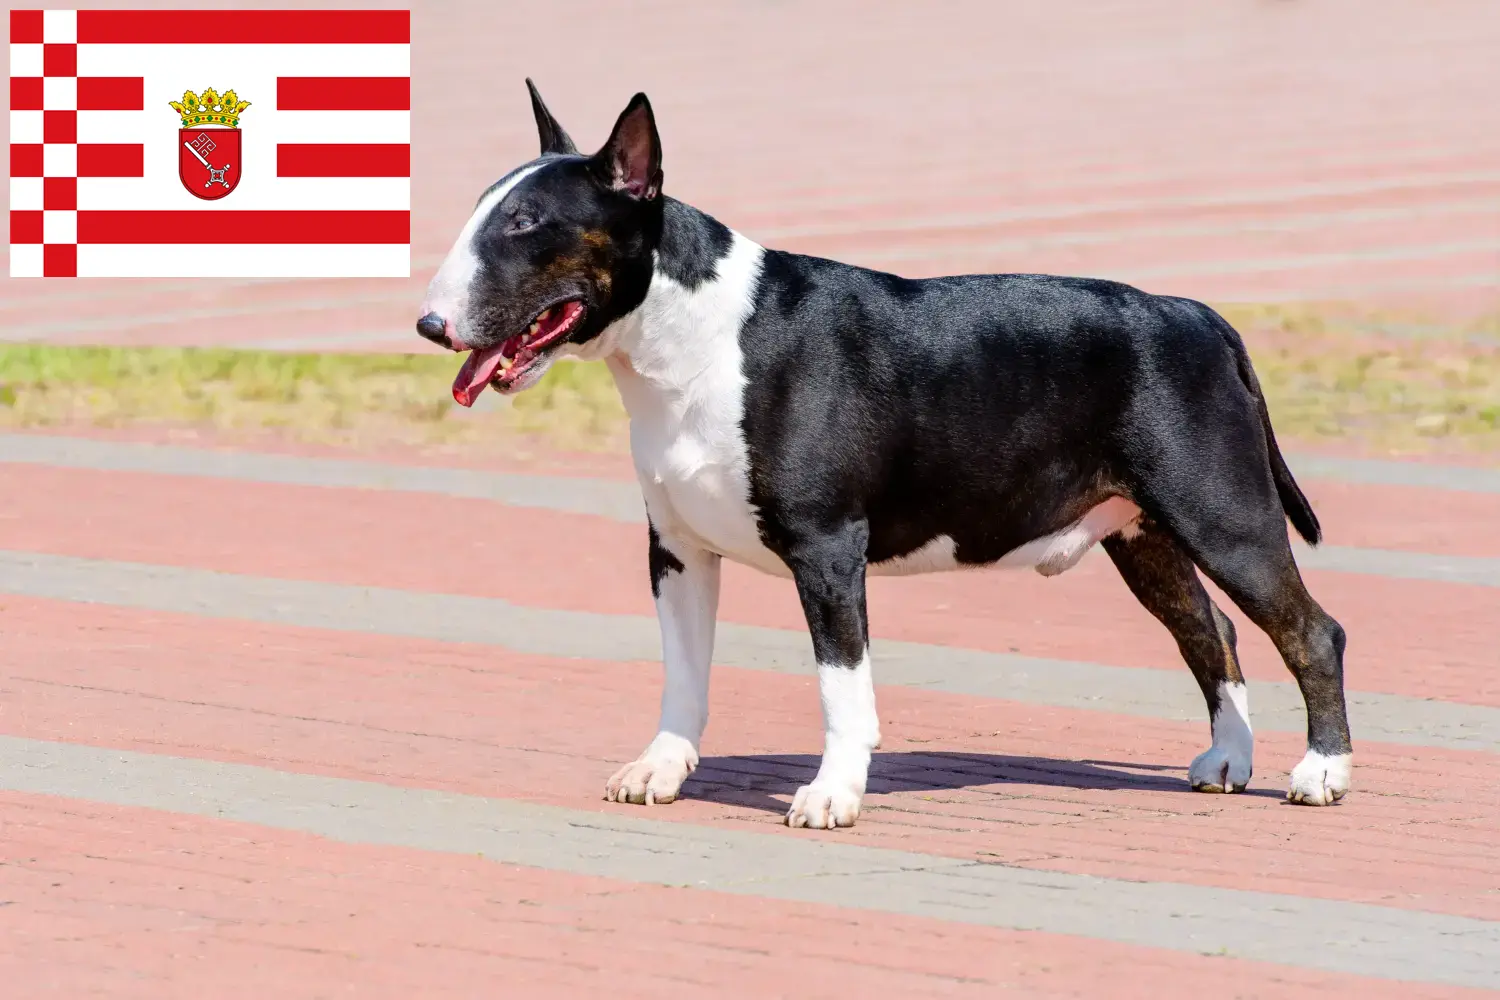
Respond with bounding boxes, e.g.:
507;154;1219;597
417;82;1353;828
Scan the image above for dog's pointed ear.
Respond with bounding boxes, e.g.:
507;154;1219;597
590;92;663;201
526;78;577;155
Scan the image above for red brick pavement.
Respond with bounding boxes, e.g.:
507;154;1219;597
1;462;1494;706
9;793;1487;1000
4;0;1500;989
3;595;1496;922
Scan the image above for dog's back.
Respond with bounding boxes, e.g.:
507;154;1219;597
736;245;1267;564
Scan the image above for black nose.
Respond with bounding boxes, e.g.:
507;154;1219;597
416;312;450;347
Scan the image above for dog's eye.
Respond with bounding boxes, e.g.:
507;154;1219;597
508;214;539;234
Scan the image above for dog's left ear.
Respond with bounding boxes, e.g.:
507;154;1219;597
526;78;577;155
591;92;662;201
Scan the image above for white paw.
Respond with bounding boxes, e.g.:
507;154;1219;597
1287;750;1351;805
1190;681;1253;793
604;732;697;806
1189;744;1252;793
787;780;862;829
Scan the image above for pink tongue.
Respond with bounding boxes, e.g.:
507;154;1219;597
452;344;509;407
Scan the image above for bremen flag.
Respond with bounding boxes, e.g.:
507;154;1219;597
8;9;410;278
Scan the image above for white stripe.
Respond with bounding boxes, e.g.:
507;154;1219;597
78;43;410;78
9;244;44;278
78;110;410;146
77;244;409;279
262;111;411;145
79;176;409;212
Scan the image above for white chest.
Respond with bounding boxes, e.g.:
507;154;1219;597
611;360;788;577
604;233;790;576
650;432;783;573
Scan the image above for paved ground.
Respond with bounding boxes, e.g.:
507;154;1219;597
0;428;1498;996
4;1;1500;996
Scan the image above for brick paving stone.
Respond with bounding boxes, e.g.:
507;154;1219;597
7;432;1500;558
7;792;1490;1000
2;596;1496;922
1298;479;1500;559
0;463;1494;706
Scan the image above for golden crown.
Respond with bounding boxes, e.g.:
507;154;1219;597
169;87;251;129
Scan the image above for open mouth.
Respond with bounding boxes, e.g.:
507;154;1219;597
451;299;586;407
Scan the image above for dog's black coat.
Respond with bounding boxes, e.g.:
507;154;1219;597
736;246;1320;567
660;204;1347;761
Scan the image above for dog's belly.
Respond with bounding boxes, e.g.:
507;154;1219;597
867;496;1143;577
646;454;1141;581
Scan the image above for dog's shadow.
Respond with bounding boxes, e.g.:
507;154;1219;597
688;750;1284;813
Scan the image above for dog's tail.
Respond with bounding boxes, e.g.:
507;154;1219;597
1214;314;1322;546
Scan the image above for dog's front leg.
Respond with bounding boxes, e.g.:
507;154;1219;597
604;521;720;806
784;520;880;829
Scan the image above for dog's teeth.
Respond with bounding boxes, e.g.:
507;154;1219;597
529;322;541;334
538;308;552;321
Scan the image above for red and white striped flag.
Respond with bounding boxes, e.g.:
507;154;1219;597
8;8;410;278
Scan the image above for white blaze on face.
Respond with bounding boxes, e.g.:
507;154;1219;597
420;161;548;346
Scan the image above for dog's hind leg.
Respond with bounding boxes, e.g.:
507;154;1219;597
1115;316;1352;803
1125;449;1352;803
782;519;881;829
1166;515;1352;805
605;520;721;806
1103;521;1254;793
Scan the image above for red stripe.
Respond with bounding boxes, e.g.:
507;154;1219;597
77;10;409;44
11;77;43;111
77;144;145;178
277;76;409;111
10;9;43;43
77;210;410;245
77;77;145;112
278;143;409;178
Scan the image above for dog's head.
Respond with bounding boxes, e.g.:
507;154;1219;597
418;81;664;406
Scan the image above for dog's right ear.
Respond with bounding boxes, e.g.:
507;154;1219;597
526;78;577;156
590;92;662;201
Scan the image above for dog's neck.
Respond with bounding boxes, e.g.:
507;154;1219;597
597;198;763;413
